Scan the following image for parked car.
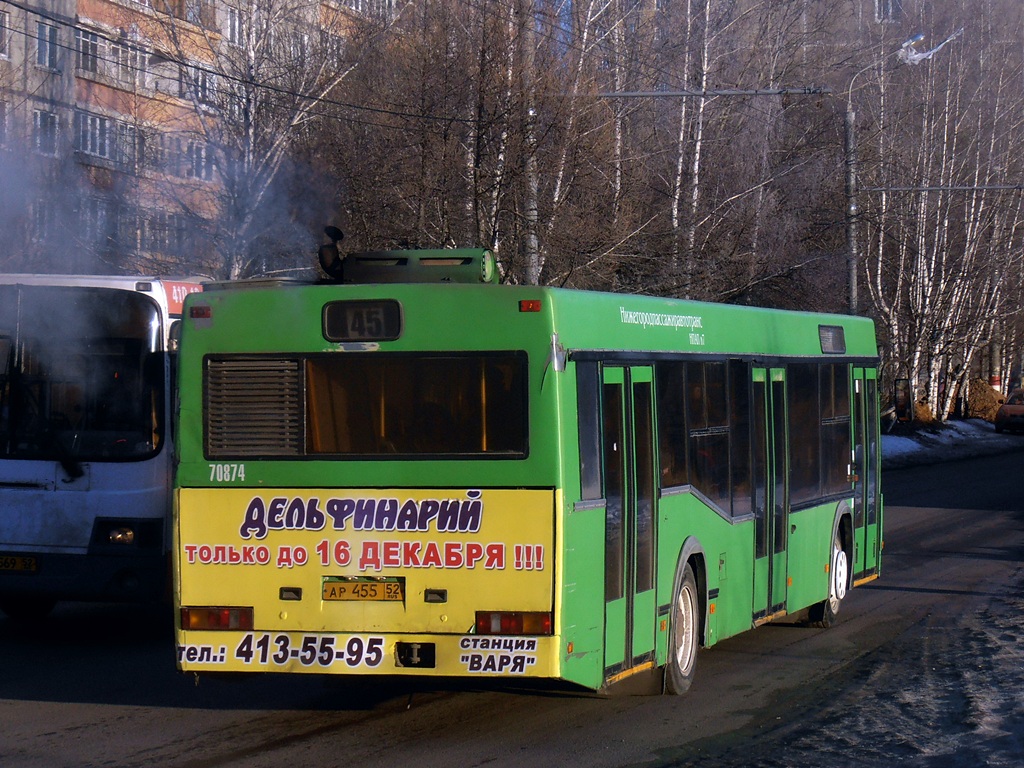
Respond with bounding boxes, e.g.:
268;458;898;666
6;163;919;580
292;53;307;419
994;390;1024;433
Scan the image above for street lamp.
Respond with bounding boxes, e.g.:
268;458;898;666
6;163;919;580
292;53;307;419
844;31;963;315
844;51;905;316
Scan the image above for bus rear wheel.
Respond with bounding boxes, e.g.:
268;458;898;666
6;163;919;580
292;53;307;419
809;533;848;629
665;562;699;695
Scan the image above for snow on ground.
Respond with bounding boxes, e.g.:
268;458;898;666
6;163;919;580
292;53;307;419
882;418;1024;469
691;419;1024;768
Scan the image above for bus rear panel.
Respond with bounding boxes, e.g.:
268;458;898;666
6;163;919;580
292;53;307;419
175;281;564;679
177;487;557;677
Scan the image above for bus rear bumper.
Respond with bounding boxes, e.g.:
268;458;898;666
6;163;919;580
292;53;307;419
176;629;560;680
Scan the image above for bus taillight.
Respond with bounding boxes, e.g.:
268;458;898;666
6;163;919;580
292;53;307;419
181;607;254;631
475;611;553;636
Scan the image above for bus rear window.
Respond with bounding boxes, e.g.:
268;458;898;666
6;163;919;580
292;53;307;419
306;353;527;457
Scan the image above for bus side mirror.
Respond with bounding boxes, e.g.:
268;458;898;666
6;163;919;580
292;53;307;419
168;322;181;352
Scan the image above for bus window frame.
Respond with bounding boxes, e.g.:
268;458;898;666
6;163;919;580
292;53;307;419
203;350;531;461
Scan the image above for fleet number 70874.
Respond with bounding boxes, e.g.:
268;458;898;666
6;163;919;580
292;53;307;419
210;463;246;482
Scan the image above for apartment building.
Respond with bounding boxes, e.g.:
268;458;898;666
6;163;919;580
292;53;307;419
0;0;362;275
0;0;211;272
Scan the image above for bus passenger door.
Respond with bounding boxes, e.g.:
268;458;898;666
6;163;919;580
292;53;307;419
852;369;881;579
751;367;789;621
601;365;658;675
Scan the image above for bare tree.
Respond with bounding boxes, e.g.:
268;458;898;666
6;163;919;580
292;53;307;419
861;0;1024;417
148;0;358;278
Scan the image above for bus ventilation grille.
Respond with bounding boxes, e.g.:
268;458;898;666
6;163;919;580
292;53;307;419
205;358;303;456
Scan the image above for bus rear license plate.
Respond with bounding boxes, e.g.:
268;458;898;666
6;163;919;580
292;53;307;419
322;581;404;601
0;555;38;573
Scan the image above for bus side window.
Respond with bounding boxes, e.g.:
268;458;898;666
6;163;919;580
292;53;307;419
821;364;851;496
728;360;752;517
655;361;688;488
688;361;729;512
788;363;820;505
576;362;602;500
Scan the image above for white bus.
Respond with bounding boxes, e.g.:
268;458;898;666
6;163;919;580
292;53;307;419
0;275;202;619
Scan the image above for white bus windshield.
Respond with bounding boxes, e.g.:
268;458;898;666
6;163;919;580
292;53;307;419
0;286;164;465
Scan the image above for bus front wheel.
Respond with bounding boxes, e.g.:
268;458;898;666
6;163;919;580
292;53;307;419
809;532;848;629
665;562;699;695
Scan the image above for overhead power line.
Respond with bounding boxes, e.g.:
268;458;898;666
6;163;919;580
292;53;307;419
599;87;833;98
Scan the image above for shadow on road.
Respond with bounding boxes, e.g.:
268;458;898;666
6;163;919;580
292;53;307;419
0;601;585;711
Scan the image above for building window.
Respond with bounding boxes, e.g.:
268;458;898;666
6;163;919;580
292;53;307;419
343;0;395;20
185;140;215;181
76;112;112;159
112;42;148;87
146;132;213;181
0;11;10;58
323;32;345;60
875;0;902;22
148;131;167;173
31;201;53;242
118;123;140;168
33;109;58;155
75;29;102;73
80;197;114;245
148;132;181;175
185;0;214;28
290;32;309;62
227;8;242;45
118;207;142;251
180;65;216;106
224;85;244;122
146;210;188;255
145;210;166;252
36;22;58;69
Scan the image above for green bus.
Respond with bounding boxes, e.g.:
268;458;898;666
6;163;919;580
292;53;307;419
173;248;881;694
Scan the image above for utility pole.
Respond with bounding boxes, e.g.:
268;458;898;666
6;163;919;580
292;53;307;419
521;0;540;285
845;31;963;314
845;106;859;315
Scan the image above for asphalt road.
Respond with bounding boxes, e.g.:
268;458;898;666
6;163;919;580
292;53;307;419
2;449;1023;768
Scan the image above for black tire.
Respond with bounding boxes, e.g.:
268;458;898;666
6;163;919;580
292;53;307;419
665;562;700;695
808;532;848;629
0;596;57;621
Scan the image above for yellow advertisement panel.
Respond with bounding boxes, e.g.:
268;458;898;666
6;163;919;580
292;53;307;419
176;488;558;678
